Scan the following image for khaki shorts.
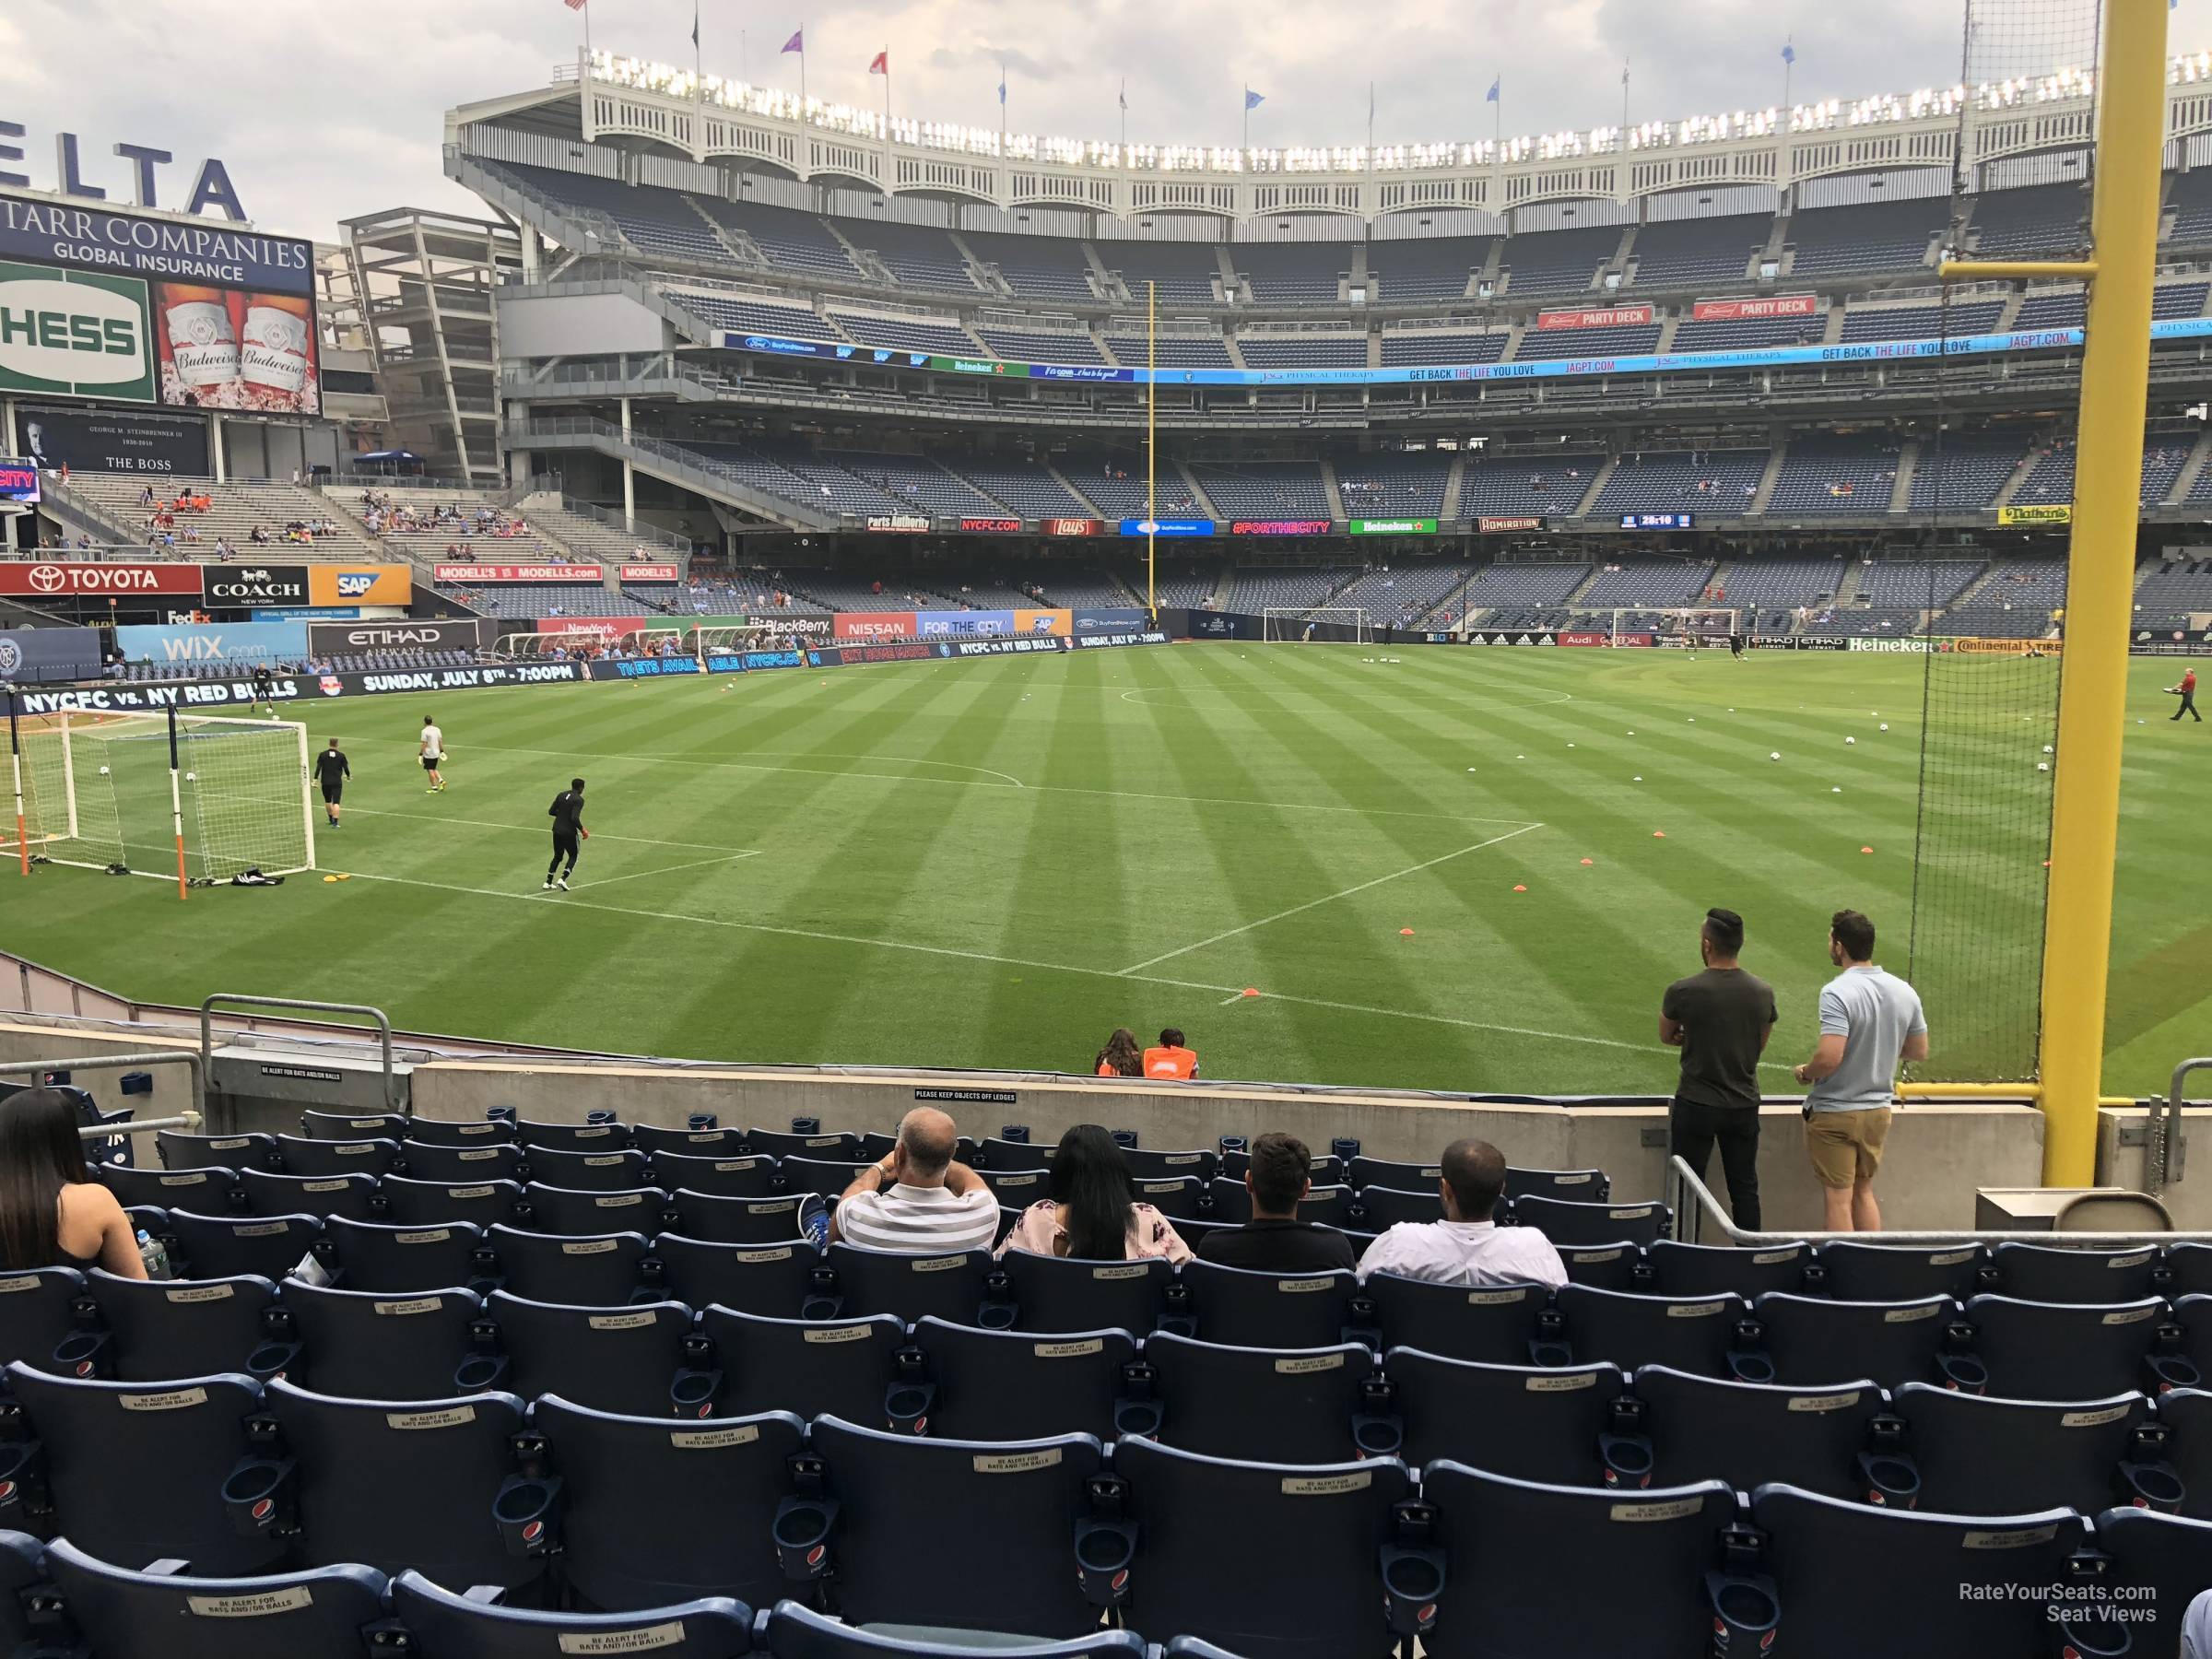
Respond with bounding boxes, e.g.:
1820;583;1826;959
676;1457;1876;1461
1804;1107;1892;1188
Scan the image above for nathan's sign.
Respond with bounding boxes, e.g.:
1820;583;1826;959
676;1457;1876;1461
1690;294;1818;321
433;563;605;583
0;559;201;596
1535;303;1653;331
1997;503;2071;526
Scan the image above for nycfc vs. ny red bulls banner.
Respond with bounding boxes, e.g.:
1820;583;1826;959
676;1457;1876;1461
0;560;203;596
1535;303;1653;331
1690;294;1818;321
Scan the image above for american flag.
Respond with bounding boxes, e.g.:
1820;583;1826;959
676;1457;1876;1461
564;0;587;11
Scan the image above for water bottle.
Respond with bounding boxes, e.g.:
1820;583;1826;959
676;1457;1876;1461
136;1229;171;1280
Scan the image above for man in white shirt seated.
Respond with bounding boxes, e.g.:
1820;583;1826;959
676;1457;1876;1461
829;1107;999;1254
1355;1138;1567;1289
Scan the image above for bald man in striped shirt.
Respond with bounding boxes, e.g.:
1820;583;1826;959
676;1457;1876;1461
829;1107;999;1254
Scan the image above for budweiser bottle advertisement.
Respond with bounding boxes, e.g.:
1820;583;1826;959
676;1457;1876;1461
241;293;312;400
160;285;241;390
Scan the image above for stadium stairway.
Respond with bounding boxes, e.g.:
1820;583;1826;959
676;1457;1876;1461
2167;428;2212;506
1319;457;1347;520
65;475;381;560
1748;450;1789;516
1176;464;1223;522
1888;445;1920;514
1044;463;1108;517
1438;456;1466;522
329;486;571;569
1570;459;1616;519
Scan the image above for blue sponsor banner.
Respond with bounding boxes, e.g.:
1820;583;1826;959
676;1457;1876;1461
1117;518;1215;537
609;656;701;677
1072;607;1151;634
742;649;803;669
116;618;307;665
0;197;316;297
254;606;357;622
918;610;1016;638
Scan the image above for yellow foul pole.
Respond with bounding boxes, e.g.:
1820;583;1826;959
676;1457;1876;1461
1147;279;1158;618
1939;0;2165;1181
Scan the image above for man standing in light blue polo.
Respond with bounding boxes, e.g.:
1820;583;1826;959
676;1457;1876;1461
1791;909;1929;1233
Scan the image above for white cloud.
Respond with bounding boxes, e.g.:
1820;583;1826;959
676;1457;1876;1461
0;0;2185;242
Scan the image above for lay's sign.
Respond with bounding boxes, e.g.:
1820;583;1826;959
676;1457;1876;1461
308;564;412;606
0;263;156;402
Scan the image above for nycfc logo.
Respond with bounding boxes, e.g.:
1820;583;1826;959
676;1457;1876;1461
27;564;64;594
0;639;20;674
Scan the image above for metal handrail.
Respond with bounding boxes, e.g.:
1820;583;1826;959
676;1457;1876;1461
2148;1056;2208;1195
1663;1154;2212;1248
199;995;397;1112
0;1051;206;1129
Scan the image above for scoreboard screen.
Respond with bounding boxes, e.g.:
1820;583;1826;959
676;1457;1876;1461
1620;512;1695;530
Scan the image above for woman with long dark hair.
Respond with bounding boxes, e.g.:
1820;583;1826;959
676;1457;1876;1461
0;1088;147;1277
1093;1029;1143;1078
996;1123;1190;1263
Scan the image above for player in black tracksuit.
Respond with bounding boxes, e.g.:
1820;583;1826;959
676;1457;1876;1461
314;740;349;829
252;664;276;716
545;778;588;890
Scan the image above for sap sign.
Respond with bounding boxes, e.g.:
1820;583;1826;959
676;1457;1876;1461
0;264;155;402
0;127;248;220
116;619;308;665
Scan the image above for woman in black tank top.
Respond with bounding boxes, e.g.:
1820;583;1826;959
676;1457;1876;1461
0;1087;147;1277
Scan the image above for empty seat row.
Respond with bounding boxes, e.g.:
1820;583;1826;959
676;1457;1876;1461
3;1386;2209;1659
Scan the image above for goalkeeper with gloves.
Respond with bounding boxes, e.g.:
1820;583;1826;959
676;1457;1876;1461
545;778;589;891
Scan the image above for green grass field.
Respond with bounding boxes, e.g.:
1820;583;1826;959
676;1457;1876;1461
8;643;2206;1097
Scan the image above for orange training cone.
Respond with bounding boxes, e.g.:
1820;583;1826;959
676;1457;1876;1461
1653;830;1666;839
1580;858;1594;866
1512;885;1527;893
1241;987;1260;998
1399;927;1415;936
1860;846;1874;855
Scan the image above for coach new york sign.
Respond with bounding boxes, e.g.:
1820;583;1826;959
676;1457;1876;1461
0;261;156;402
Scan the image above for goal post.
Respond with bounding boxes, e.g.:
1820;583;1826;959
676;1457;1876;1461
1263;607;1370;642
4;706;314;892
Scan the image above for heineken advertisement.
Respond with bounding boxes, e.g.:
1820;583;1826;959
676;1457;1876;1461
1347;517;1439;535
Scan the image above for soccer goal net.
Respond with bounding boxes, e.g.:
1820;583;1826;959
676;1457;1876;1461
1610;607;1742;647
1264;607;1370;642
6;709;314;888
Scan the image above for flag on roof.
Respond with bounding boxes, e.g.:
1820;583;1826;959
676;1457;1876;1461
782;29;803;52
1245;88;1265;110
1486;76;1500;103
1781;40;1796;65
563;0;587;11
869;50;888;74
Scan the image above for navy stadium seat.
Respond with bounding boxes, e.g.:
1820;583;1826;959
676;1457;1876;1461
1891;1383;2171;1515
1551;1285;1750;1378
1363;1274;1548;1365
1206;1179;1350;1230
1386;1348;1623;1483
521;1182;669;1238
979;1168;1051;1207
0;1267;88;1371
761;1600;1147;1656
1512;1195;1668;1247
1963;1293;2187;1399
1990;1241;2163;1303
1145;1333;1383;1464
909;1316;1138;1441
316;1216;485;1293
1129;1175;1206;1222
513;1118;630;1153
397;1140;525;1183
524;1146;653;1193
2091;1507;2212;1656
1814;1240;1985;1302
1556;1241;1642;1291
1751;1292;1959;1389
1347;1155;1441;1191
1117;1435;1415;1659
0;1364;289;1574
0;1531;41;1655
979;1135;1053;1171
1503;1167;1612;1203
1421;1464;1743;1659
1635;1364;1888;1501
89;1269;285;1382
700;1308;902;1424
1120;1147;1219;1182
1645;1240;1809;1298
778;1156;874;1199
240;1168;379;1221
265;1378;547;1592
2179;1293;2212;1374
1350;1186;1441;1230
741;1125;859;1161
857;1132;981;1166
158;1129;282;1172
1747;1485;2096;1659
646;1150;778;1198
998;1249;1174;1336
97;1161;237;1212
1222;1147;1345;1187
479;1291;694;1418
2160;1385;2212;1520
1181;1260;1358;1349
485;1225;648;1306
272;1135;399;1180
40;1535;389;1659
652;1236;817;1318
818;1243;997;1326
632;1123;745;1157
806;1416;1109;1640
531;1394;801;1610
299;1109;409;1142
391;1570;755;1657
282;1281;481;1402
2166;1243;2212;1298
163;1210;320;1281
669;1190;815;1245
379;1173;523;1230
397;1115;517;1147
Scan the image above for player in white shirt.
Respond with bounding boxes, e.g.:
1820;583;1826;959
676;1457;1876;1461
418;715;447;794
1355;1138;1568;1289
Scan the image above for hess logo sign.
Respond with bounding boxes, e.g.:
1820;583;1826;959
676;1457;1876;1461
0;275;146;388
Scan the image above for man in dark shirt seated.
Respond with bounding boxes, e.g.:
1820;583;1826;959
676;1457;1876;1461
1195;1132;1356;1273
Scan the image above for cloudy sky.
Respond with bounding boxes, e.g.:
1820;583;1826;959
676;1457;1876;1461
0;0;2196;241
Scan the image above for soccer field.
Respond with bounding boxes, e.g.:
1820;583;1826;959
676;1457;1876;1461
8;644;2206;1098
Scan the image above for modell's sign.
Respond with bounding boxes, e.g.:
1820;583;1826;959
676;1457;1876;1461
1041;518;1098;536
1535;303;1653;331
1690;294;1818;321
958;516;1021;534
432;563;604;583
0;559;202;595
618;563;682;582
865;514;929;534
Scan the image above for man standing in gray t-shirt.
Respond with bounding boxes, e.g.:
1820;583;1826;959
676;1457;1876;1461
1791;909;1928;1233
